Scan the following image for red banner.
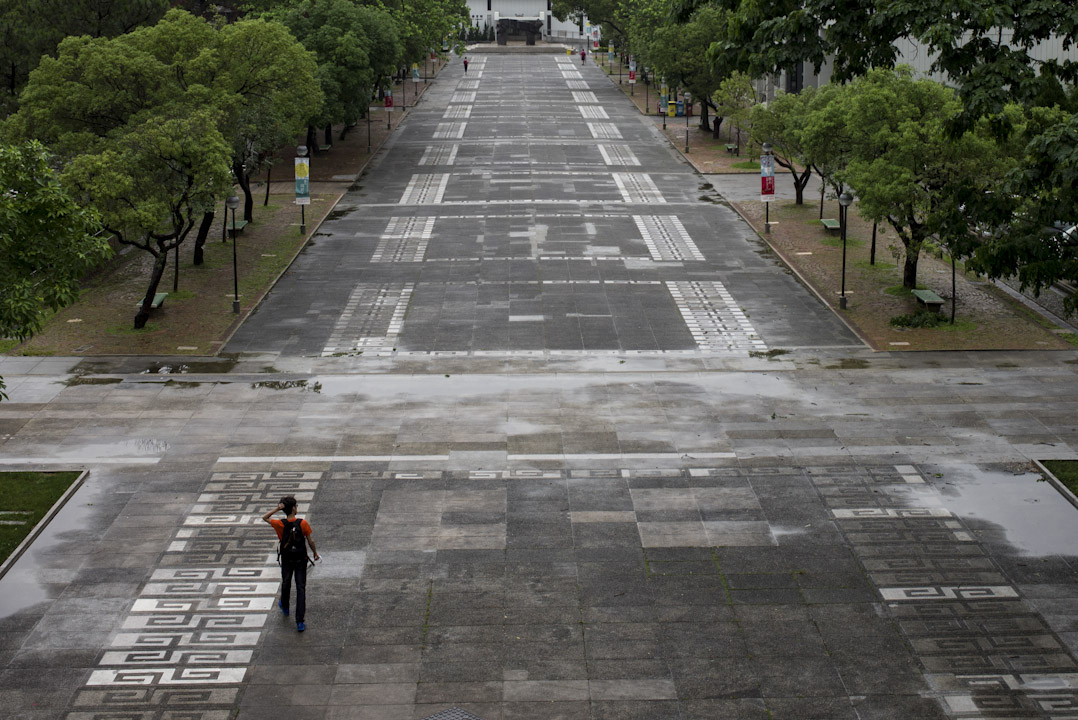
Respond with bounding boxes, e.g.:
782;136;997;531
761;176;774;195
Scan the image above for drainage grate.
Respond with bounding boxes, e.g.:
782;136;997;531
420;709;484;720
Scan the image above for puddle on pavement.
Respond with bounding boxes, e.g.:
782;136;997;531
0;478;101;619
936;465;1078;556
63;377;123;386
252;380;321;393
141;358;237;375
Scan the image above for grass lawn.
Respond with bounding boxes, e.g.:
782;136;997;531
1042;460;1078;497
0;471;83;566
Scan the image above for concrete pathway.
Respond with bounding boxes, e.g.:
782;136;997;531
0;51;1077;720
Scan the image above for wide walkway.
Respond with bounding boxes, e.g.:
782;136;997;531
0;52;1077;720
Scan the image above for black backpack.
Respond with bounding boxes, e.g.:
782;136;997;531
278;518;309;565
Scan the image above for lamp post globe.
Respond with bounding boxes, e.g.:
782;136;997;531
838;191;854;309
762;142;772;155
226;195;241;313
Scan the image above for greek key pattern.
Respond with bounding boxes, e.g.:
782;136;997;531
634;215;705;261
612;172;663;203
419;144;458;166
400;174;450;204
666;281;766;351
598;145;641;166
322;283;414;356
433;122;467;140
371;217;435;263
820;464;1076;718
588;123;622;140
443;106;472;120
66;472;322;719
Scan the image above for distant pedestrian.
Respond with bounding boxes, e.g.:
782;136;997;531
463;56;469;73
263;496;320;632
580;49;586;65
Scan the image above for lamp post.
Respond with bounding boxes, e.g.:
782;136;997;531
226;195;241;314
838;191;853;309
644;67;649;111
684;91;691;153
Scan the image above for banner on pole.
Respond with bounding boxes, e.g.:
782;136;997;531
760;153;775;202
295;157;310;206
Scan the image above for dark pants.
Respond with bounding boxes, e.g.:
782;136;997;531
280;559;307;623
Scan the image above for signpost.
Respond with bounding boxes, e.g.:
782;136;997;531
761;144;775;233
295;147;310;236
629;58;636;94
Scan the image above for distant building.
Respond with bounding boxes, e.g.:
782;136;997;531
463;0;594;46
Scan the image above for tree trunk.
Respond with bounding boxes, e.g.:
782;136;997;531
264;165;271;206
902;248;921;289
698;102;710;132
193;211;214;266
950;256;957;324
870;222;877;265
712;116;722;139
306;125;318;154
324;125;332;147
234;160;253;223
819;177;825;219
134;251;169;329
791;166;812;205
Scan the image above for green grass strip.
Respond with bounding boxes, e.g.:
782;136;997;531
0;471;83;566
1043;460;1078;497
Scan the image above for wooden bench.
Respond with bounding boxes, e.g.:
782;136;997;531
135;292;168;310
227;219;248;234
725;144;737;154
820;218;841;232
318;144;333;152
911;288;944;312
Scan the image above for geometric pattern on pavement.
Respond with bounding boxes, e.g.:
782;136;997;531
667;280;767;351
322;283;413;355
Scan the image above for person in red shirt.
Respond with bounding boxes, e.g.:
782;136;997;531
580;48;586;65
263;496;320;632
463;56;469;73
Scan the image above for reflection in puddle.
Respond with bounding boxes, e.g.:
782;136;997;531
936;465;1078;557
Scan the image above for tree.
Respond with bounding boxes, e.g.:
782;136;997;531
647;5;726;132
0;0;167;117
0;140;112;397
63;108;233;328
264;0;402;153
840;68;1006;290
799;82;854;219
750;89;814;205
712;71;755;153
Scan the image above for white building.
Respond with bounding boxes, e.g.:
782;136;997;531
463;0;594;45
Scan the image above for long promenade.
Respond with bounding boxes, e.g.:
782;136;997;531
0;50;1077;720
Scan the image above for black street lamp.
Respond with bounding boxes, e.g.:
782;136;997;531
226;194;241;313
839;191;853;309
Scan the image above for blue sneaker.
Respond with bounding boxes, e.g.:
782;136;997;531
278;600;288;617
296;622;305;632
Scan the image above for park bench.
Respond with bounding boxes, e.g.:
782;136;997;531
227;219;248;235
725;144;737;154
318;144;333;153
820;218;841;232
911;288;945;312
135;292;168;310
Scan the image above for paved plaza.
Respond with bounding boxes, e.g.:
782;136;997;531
1;51;1078;720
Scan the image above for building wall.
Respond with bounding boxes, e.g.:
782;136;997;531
464;0;589;41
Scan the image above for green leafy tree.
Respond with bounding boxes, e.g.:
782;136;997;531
647;5;725;132
799;82;854;218
0;140;112;397
750;89;814;204
265;0;402;152
712;71;756;153
840;68;1006;291
0;0;168;117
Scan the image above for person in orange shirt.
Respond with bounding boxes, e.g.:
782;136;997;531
263;496;320;632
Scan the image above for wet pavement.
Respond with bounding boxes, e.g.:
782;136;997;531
0;51;1078;720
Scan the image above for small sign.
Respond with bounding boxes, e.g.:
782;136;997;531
629;70;636;84
385;92;393;108
412;63;420;82
760;153;775;202
294;157;310;206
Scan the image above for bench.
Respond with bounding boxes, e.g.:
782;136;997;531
318;144;332;152
227;219;248;234
820;218;841;232
725;144;737;154
135;292;168;310
911;288;945;312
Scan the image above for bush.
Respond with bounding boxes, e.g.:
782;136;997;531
890;310;944;328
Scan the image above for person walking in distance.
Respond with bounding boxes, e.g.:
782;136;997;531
580;48;586;65
263;496;320;632
463;56;469;73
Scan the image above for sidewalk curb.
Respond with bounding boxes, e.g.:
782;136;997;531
0;469;89;581
1032;459;1078;511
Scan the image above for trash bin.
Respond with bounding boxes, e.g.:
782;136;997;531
667;100;676;117
676;100;684;116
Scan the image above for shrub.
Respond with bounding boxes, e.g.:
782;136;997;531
890;310;944;328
